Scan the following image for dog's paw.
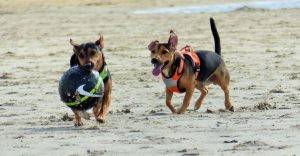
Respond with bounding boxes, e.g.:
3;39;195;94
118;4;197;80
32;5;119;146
229;106;234;112
175;109;185;114
96;118;106;123
74;121;83;127
194;105;200;111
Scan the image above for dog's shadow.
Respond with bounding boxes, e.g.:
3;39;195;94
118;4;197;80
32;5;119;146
21;124;100;132
147;110;169;116
21;126;79;132
151;112;170;116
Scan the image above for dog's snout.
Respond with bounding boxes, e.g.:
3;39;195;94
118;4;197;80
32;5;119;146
84;62;94;70
151;58;159;64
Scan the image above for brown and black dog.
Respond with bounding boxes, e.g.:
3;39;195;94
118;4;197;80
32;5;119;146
148;18;233;114
69;33;112;126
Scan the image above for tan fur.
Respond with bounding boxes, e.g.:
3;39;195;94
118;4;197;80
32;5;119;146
70;33;112;126
149;31;233;114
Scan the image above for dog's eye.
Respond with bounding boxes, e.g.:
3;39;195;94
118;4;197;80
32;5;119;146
151;50;155;54
162;50;168;54
90;51;96;56
79;53;84;58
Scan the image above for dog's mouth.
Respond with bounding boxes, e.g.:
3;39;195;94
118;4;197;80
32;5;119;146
152;61;169;76
152;63;163;76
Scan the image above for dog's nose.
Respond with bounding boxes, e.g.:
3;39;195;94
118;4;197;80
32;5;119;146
84;62;94;70
151;58;159;64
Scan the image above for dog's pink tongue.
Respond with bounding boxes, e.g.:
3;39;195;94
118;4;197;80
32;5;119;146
152;64;163;76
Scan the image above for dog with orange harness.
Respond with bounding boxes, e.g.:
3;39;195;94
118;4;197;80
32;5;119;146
148;18;234;114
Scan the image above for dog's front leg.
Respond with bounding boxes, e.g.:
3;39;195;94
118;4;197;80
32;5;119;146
97;93;111;123
72;109;83;126
176;87;195;114
93;102;102;119
97;79;112;123
165;88;176;113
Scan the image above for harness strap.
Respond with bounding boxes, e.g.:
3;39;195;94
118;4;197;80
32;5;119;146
161;45;200;93
66;75;103;107
99;65;109;82
98;53;110;83
66;64;109;107
180;45;200;78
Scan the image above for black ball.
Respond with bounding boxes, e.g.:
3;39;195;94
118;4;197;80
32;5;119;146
58;66;104;110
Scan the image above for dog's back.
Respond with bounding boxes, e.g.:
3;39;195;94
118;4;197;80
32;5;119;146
195;50;221;82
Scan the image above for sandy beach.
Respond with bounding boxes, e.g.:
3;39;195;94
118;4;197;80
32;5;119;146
0;0;299;155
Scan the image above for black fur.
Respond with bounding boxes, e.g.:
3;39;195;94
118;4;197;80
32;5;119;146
195;50;221;82
210;18;221;55
70;43;111;83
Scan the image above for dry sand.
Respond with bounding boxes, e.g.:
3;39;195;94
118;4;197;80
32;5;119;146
0;0;299;155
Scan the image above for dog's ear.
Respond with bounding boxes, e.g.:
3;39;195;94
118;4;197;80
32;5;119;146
70;39;80;53
95;33;104;50
148;40;159;51
167;30;178;51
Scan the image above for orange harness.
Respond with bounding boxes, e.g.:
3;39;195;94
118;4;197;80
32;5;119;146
161;45;200;93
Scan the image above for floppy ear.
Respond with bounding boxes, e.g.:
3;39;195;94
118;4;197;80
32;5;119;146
148;40;159;51
95;33;104;50
70;39;80;53
167;30;178;51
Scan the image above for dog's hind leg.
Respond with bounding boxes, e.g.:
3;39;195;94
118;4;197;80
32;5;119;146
213;64;234;112
220;79;233;112
194;86;208;110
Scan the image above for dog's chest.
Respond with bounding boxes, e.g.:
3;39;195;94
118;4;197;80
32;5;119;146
162;69;170;77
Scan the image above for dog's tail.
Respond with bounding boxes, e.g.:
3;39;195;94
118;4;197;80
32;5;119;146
210;17;221;56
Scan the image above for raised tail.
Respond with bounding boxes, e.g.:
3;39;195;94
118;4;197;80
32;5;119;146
210;17;221;55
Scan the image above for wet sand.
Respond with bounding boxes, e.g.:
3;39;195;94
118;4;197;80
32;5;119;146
0;0;299;155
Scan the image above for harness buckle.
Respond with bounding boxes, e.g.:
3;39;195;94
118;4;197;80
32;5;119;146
184;45;191;52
